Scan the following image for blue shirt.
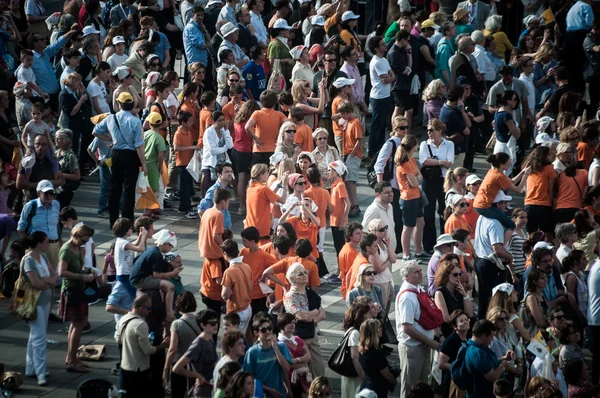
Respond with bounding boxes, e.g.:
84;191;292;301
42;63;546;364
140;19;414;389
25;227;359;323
0;30;11;56
197;181;232;229
242;60;266;100
566;0;594;31
465;339;500;398
32;36;68;94
243;342;293;398
183;20;208;66
521;264;564;303
93;111;144;151
154;31;171;64
494;111;513;143
17;198;60;240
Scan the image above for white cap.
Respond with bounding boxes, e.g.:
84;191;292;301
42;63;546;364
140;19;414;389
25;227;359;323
536;116;554;134
523;15;540;26
311;15;326;26
82;25;101;36
492;190;512;203
113;65;132;80
328;160;347;177
221;22;239;37
492;282;514;297
466;174;482;185
341;10;360;22
534;241;554;251
36;180;54;193
449;194;465;206
332;77;355;88
535;132;552;145
273;18;292;30
206;0;223;5
289;45;306;60
434;234;457;249
269;152;287;166
112;36;126;45
153;230;177;248
145;71;162;87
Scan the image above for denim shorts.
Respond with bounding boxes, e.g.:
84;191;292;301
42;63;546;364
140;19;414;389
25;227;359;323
400;197;423;227
106;281;135;310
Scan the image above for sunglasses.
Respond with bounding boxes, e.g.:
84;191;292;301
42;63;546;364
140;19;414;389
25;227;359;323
295;181;306;186
378;225;388;232
316;136;327;140
206;320;218;326
397;126;409;130
285;129;297;133
150;62;160;67
142;305;152;311
324;58;336;63
43;191;55;197
450;272;461;277
498;317;508;322
457;202;467;207
259;326;273;333
364;271;377;276
229;79;239;82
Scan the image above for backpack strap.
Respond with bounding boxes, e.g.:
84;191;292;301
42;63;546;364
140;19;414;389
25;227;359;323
24;200;38;234
180;318;200;336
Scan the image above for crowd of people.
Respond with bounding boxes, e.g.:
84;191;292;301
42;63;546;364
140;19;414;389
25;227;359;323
3;0;600;396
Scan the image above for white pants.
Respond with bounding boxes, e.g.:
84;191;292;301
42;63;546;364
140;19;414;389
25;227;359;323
157;177;165;209
237;305;252;334
494;136;517;176
26;300;50;378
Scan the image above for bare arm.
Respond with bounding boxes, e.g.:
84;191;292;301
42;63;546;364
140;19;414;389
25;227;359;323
434;291;452;322
350;345;365;382
402;323;439;350
526;294;548;328
483;360;509;382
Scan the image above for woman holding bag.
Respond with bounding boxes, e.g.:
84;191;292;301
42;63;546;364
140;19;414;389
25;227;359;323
340;303;371;398
22;231;57;386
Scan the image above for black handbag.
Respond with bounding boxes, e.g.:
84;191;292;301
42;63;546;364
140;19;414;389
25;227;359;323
420;144;443;181
294;287;321;340
328;328;359;377
367;139;397;188
379;314;398;345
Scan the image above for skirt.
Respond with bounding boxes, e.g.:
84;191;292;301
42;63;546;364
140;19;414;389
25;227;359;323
58;290;89;323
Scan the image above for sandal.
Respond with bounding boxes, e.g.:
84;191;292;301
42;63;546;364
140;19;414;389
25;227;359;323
66;363;89;373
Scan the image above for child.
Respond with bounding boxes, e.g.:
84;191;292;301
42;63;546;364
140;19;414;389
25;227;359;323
16;49;49;100
59;49;82;91
20;102;58;171
245;90;288;165
113;217;148;298
305;167;331;278
214;362;242;398
102;243;117;283
59;207;98;271
241;45;266;102
198;91;217;148
143;112;167;218
202;110;233;194
88;131;113;219
338;99;362;218
328;160;351;256
290;106;314;152
493;379;512;398
221;83;245;127
277;91;293;116
221;239;253;333
134;215;156;251
174;110;201;218
142;81;170;139
107;36;129;72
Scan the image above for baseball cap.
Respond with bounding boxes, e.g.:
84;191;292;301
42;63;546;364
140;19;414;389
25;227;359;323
289;45;306;60
341;10;360;22
534;241;554;251
147;112;163;125
466;174;482;185
535;132;552;145
311;15;325;26
113;66;132;81
117;91;134;103
36;180;54;193
421;19;439;29
493;191;512;203
112;36;125;45
332;77;355;88
82;25;101;36
273;18;292;30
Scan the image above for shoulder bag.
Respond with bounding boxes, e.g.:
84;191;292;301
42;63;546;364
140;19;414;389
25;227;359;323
420;144;443;181
367;138;397;188
328;328;359;377
8;260;41;321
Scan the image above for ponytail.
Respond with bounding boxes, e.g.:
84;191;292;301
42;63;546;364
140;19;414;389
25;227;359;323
486;152;510;168
22;231;48;251
395;135;418;165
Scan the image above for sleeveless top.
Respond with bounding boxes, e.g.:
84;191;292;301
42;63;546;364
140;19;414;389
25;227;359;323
372;243;392;284
437;285;465;337
562;271;588;316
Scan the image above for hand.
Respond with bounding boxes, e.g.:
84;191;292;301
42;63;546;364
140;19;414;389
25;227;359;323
172;267;183;277
456;281;467;296
269;335;279;348
547;67;556;77
522;165;532;175
83;274;95;282
142;165;148;176
500;360;509;370
440;160;453;168
139;226;147;236
80;94;89;102
429;340;440;351
467;111;475;120
511;273;519;285
373;302;382;313
249;25;255;36
253;137;264;148
339;220;347;229
506;350;515;361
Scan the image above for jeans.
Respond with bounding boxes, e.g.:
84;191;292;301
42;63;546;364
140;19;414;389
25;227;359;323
178;166;193;212
369;97;391;157
109;149;141;227
422;178;445;251
98;164;111;213
475;206;516;230
26;300;50;378
476;258;507;319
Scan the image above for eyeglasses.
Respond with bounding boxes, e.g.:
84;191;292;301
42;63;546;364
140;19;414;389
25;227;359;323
450;272;461;277
285;129;297;134
295;181;306;186
498;317;508;322
397;126;409;130
206;320;218;326
43;191;55;197
295;270;309;276
364;271;377;276
458;202;467;207
316;136;327;140
229;79;239;82
324;58;336;63
259;326;273;333
552;315;565;321
378;225;388;232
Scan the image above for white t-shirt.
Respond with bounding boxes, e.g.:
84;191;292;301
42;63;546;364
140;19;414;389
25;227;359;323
164;91;180;119
114;237;135;276
16;66;39;97
556;244;571;265
396;281;435;346
107;53;129;72
369;55;391;99
87;80;111;115
74;222;95;270
59;66;75;91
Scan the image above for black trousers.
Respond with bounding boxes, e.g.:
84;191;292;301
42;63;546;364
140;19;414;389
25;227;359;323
170;370;187;398
120;368;150;397
149;349;166;398
331;226;345;257
201;292;223;343
553;208;578;228
109;149;141;227
422;178;445;252
251;297;268;316
524;204;553;234
392;188;403;253
251;152;273;167
476;258;507;319
563;29;589;93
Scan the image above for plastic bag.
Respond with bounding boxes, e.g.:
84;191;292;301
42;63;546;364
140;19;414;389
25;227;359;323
187;150;201;182
135;172;160;209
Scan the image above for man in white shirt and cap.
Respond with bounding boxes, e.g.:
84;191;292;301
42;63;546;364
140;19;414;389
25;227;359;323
218;21;249;68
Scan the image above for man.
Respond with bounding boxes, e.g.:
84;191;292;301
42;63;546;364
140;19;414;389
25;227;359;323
212;330;245;385
457;0;490;31
110;0;137;28
218;0;238;24
197;163;233;227
243;315;292;398
440;86;471;167
248;0;268;47
122;41;155;91
434;21;456;84
93;92;148;227
418;19;437;86
462;320;509;398
521;245;572;308
210;20;227;86
17;135;64;201
221;239;253;333
204;0;224;37
218;22;249;68
396;261;442;398
451;36;481;96
235;6;257;54
537;66;572;119
565;0;594;92
76;36;100;86
387;30;413;128
199;187;231;339
473;191;515;318
183;6;210;68
116;294;169;397
303;15;326;48
488;65;532;133
427;234;458;295
471;30;495;83
339;45;368;116
368;35;395;159
362;181;396;252
584;22;600;113
457;76;485;170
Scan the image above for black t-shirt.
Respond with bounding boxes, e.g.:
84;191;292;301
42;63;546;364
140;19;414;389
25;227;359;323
438;286;465;337
140;8;168;31
547;84;571;115
130;246;170;284
0;115;14;165
18;155;58;199
417;35;435;76
359;348;391;398
387;44;410;91
312;70;347;118
440;331;465;362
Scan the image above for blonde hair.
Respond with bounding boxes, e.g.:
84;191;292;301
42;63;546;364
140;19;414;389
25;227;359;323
488;289;516;316
394;135;418;165
534;43;554;64
366;218;384;234
356;265;375;289
250;163;269;180
428;118;445;134
358;319;381;354
291;80;308;104
429;11;445;25
63;72;83;87
486;306;508;324
422;79;445;102
444;167;468;192
391;116;408;135
273;158;296;179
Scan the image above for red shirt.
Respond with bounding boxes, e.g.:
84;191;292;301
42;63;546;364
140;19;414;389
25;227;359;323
233;122;253;152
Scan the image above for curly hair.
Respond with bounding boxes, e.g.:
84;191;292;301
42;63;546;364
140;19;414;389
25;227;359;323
523;145;551;173
221;330;245;355
343;303;371;331
422;79;446;102
433;253;461;289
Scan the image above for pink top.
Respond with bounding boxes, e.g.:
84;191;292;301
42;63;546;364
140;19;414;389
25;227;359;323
233;122;253;153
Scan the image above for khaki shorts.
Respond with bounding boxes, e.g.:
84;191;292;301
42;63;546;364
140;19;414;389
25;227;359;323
344;155;361;182
132;275;161;290
46;241;61;268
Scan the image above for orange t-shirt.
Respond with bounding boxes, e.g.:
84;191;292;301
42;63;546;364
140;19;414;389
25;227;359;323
294;123;314;152
463;197;479;239
270;256;320;300
343;117;363;158
305;186;331;227
331;96;344;137
524;165;557;206
578;141;595;171
324;14;341;36
287;216;320;259
198;208;224;258
329;178;349;227
396;157;420;200
222;101;245;123
555;169;588;210
198;108;213;149
251;108;288;153
259;242;296;258
473;168;512;209
200;257;225;300
179;100;199;142
173;127;194;166
346;253;369;294
245;181;281;237
444;213;471;234
240;247;278;299
339;242;359;299
222;261;253;312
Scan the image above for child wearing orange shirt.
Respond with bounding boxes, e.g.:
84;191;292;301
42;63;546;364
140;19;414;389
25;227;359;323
245;163;288;239
329;160;351;256
305;168;331;277
178;82;201;142
245;90;288;165
222;83;245;128
240;226;277;315
339;100;362;218
221;239;253;333
339;222;363;299
279;197;321;261
289;106;314;152
174;111;200;218
330;78;354;154
198;91;217;149
346;234;373;296
444;195;472;234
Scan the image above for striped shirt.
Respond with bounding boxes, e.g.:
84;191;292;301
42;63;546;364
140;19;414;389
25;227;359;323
508;231;526;276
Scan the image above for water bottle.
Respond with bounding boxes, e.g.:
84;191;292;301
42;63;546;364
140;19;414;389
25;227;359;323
148;332;155;344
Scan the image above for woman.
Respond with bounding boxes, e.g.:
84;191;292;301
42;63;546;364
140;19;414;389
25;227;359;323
487;306;522;381
232;101;260;216
518;33;536;55
83;0;107;44
572;210;600;266
489;281;531;342
214;362;241;398
267;157;296;228
291;46;314;84
339;11;364;62
275;121;301;161
522;145;557;233
308;27;332;68
437;310;470;398
291;79;325;130
277;313;312;398
493;91;521;176
24;0;48;35
101;26;121;61
58;224;96;373
311;128;340;189
54;129;81;208
268;19;295;82
358;319;397;398
520;267;549;337
396;135;424;259
365;219;396;314
558;321;584;368
444;167;468;208
178;82;200;142
163;291;200;398
346;264;384;312
564;360;600;398
483;14;513;60
452;9;473;46
59;72;93;156
433;255;473;337
422;79;446;122
309;377;333;398
561;250;589;327
463;174;481;238
188;62;206;101
163;70;180;124
223;371;254;398
583;185;600;225
88;62;113;116
143;71;162;106
22;231;57;386
280;196;320;259
216;51;241;103
283;262;326;378
299;2;315;38
507;208;528;279
555;163;588;226
201;111;233;190
112;66;141;114
444;195;471;235
532;44;558;108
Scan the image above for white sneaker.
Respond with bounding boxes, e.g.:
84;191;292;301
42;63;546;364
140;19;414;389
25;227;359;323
185;211;198;219
38;377;47;386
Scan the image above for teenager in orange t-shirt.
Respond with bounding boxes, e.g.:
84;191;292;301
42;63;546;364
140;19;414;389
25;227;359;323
221;239;253;333
444;195;472;235
178;83;201;142
280;197;321;260
329;160;351;256
554;165;588;225
523;146;557;233
221;83;245;126
330;78;354;154
339;222;363;299
305;167;331;277
339;100;362;218
346;237;373;297
289;106;315;152
244;90;288;165
245;164;288;238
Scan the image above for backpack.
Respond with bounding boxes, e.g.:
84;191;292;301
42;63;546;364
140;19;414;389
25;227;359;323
141;101;167;125
450;342;473;391
398;288;444;330
366;138;397;189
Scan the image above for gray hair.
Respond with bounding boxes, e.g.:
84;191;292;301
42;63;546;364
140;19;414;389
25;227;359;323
555;223;577;244
422;78;445;102
82;36;97;52
457;35;472;51
55;128;73;144
399;260;421;279
471;30;484;45
485;14;502;32
58;14;77;32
